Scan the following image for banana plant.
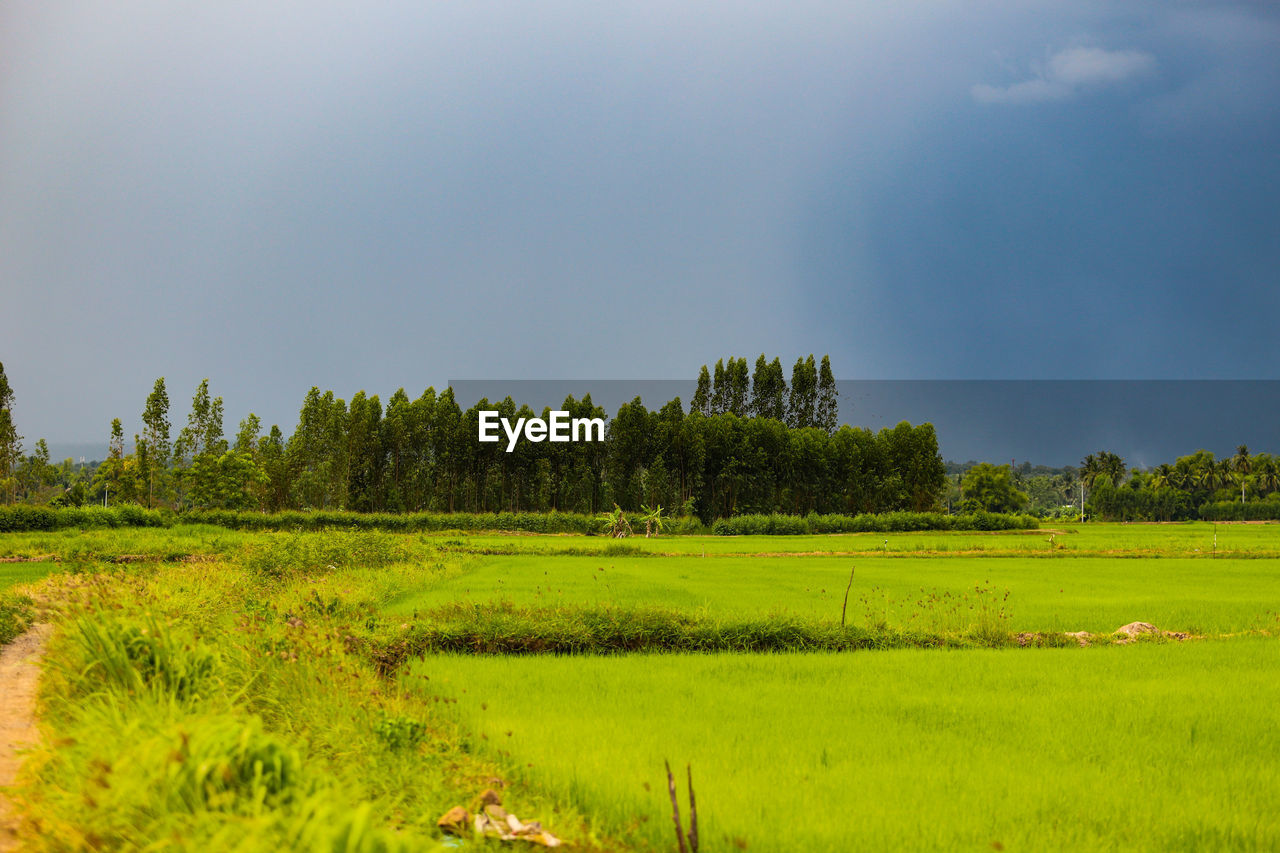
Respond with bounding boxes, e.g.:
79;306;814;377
599;503;633;538
638;503;668;538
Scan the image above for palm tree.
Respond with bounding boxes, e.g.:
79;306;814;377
1232;444;1251;504
1256;456;1280;497
1197;462;1224;493
1080;454;1100;490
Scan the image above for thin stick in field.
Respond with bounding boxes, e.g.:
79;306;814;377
841;565;856;628
666;760;688;853
686;763;699;852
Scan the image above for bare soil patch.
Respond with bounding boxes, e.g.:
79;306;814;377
0;624;50;852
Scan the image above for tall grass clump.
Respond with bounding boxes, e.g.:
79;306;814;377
0;592;33;645
361;603;973;671
68;615;220;701
239;530;406;580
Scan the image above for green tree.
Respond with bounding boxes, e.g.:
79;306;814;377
638;503;668;537
786;355;817;428
710;359;728;415
691;366;711;416
174;379;228;508
726;357;750;416
93;419;127;505
815;355;838;433
141;378;171;508
0;361;22;504
1231;444;1251;504
960;463;1027;513
16;439;55;501
234;414;262;453
750;355;787;421
257;425;290;511
174;379;213;466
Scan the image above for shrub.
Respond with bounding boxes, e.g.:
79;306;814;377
711;511;1037;535
1199;499;1280;522
372;714;428;752
0;504;169;532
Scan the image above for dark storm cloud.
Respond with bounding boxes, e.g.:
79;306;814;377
1;2;1278;452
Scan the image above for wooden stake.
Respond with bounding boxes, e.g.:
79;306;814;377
666;760;687;853
841;565;856;628
686;763;699;852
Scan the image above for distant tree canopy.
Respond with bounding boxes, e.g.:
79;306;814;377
65;359;949;519
692;353;838;432
959;463;1027;513
5;359;1278;522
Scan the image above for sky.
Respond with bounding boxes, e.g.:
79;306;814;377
2;1;1278;451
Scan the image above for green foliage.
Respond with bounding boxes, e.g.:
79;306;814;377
0;592;32;645
188;508;603;534
367;603;964;668
0;360;22;505
372;714;428;752
598;504;633;538
1199;497;1280;521
164;716;303;813
239;530;404;579
69;615;220;701
960;462;1028;513
712;510;1038;535
0;504;169;532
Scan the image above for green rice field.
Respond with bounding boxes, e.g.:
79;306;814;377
413;639;1280;852
1;520;1278;851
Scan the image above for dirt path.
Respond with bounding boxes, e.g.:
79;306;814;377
0;624;49;852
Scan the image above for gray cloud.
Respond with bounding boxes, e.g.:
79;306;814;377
972;46;1157;104
1;2;1278;445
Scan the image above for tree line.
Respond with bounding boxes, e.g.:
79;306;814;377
1;356;949;520
949;446;1280;521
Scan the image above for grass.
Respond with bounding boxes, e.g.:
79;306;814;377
1;560;54;593
0;524;254;562
11;552;616;851
384;553;1280;635
4;523;1280;851
424;521;1280;557
1;560;49;643
410;639;1280;852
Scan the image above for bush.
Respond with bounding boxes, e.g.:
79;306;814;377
184;508;602;535
0;504;169;532
711;511;1037;535
1198;499;1280;522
